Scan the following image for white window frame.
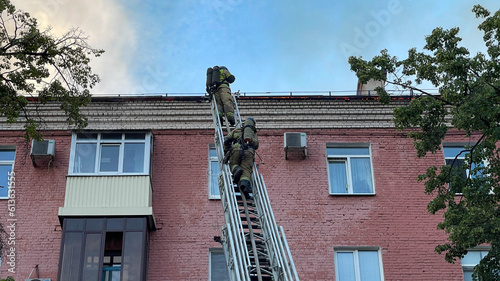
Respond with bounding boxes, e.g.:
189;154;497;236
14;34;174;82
209;248;229;281
442;143;489;194
0;147;16;200
334;247;385;281
69;132;152;176
209;144;221;199
327;144;375;195
461;247;490;281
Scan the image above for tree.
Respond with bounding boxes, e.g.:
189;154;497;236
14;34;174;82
0;0;103;141
349;5;500;280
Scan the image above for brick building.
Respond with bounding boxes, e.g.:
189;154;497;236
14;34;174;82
0;94;483;280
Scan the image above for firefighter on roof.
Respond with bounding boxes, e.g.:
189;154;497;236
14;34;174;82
206;66;236;126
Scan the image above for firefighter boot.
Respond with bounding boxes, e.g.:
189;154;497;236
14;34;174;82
232;166;243;184
218;111;224;126
239;179;251;199
227;112;235;126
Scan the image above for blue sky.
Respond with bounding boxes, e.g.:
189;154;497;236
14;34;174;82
14;0;500;95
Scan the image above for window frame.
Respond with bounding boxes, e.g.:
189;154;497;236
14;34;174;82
68;132;152;176
326;144;375;195
461;247;490;281
209;144;221;199
334;247;385;281
209;248;229;281
442;143;489;194
0;147;16;200
57;217;149;281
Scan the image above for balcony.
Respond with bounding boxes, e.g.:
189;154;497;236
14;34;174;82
58;175;156;229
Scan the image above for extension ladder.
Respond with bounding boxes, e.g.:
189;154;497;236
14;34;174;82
210;93;300;281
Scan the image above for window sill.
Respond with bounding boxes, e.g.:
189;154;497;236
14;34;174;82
329;193;376;196
67;173;150;177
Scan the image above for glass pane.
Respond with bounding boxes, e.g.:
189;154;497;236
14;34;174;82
74;143;96;173
66;218;85;231
337;252;356;281
100;145;120;172
209;148;217;158
210;251;229;281
446;159;466;174
102;133;123;140
59;232;83;281
327;147;369;156
103;266;121;281
82;233;103;281
351;158;374;193
463;270;473;281
480;251;489;259
107;218;125;231
0;164;13;198
86;218;105;232
359;251;381;281
444;147;467;158
122;232;144;281
329;160;347;193
123;143;145;173
125;133;146;140
446;158;466;193
0;150;15;161
210;161;220;197
126;217;145;231
462;251;482;265
77;133;98;140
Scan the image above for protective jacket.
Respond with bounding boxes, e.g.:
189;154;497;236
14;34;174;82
223;121;259;185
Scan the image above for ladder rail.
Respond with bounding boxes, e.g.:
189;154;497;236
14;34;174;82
252;168;297;280
222;224;241;281
251;171;285;280
241;195;264;281
279;226;300;281
212;100;251;281
210;91;300;281
214;111;252;272
220;170;251;280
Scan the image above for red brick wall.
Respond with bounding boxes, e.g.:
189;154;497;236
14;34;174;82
0;128;473;280
148;130;224;281
0;131;71;279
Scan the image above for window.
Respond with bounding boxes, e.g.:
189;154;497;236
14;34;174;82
334;248;384;281
209;248;229;281
69;132;152;175
461;249;489;281
209;144;221;199
0;149;15;199
58;217;149;281
327;145;375;194
443;145;484;193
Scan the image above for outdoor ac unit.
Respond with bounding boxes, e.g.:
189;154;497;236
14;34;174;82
284;132;307;159
25;279;51;281
30;140;56;157
284;132;307;148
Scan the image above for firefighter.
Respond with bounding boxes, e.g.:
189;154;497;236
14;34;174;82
223;117;259;198
212;66;236;126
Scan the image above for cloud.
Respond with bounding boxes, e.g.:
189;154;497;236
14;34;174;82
11;0;138;94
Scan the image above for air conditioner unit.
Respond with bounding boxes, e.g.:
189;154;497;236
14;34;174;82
26;279;51;281
284;132;307;159
30;140;55;166
30;140;56;157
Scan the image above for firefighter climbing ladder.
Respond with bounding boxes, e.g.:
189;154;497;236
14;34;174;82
210;93;300;281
